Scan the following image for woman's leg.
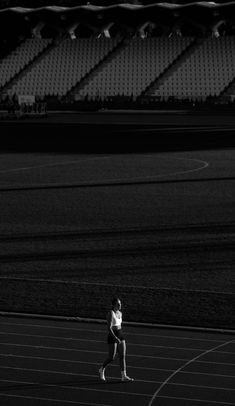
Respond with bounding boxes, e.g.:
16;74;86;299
99;343;117;380
102;343;117;369
118;340;133;381
118;340;126;373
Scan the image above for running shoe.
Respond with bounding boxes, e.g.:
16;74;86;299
121;375;134;382
99;367;105;381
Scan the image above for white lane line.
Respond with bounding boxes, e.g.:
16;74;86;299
0;342;188;361
180;370;235;378
0;352;173;371
0;331;218;352
148;338;235;406
196;359;235;366
1;276;230;296
157;395;235;405
0;392;110;405
1;341;235;365
0;377;151;398
169;382;235;392
1;353;234;379
0;370;234;392
0;365;90;377
0;320;227;342
0;367;127;383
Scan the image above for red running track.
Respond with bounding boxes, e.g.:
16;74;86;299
0;315;234;406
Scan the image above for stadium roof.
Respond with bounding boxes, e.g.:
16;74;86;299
0;2;235;36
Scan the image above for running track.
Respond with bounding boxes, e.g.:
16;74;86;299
0;148;234;404
0;315;234;406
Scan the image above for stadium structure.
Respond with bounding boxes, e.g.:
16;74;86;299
0;1;235;150
0;1;235;105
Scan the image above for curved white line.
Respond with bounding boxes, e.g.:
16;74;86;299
90;157;209;183
0;158;209;191
0;155;113;174
0;154;209;185
148;338;235;406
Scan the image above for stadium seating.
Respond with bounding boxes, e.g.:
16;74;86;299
1;35;235;101
76;37;193;99
8;38;119;97
151;37;235;101
0;39;52;88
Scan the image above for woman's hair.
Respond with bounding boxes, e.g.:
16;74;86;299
112;296;120;307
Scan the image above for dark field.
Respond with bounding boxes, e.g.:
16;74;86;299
0;145;234;329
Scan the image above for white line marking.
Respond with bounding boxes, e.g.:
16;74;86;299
1;352;173;370
1;353;234;379
180;370;235;378
148;338;235;406
0;155;113;174
0;377;151;398
0;320;226;342
0;154;208;178
196;359;235;366
168;382;235;392
156;395;235;405
0;331;221;352
0;342;188;361
0;371;234;392
1;276;230;295
0;392;110;405
0;364;88;377
1;341;235;365
0;155;209;188
1;153;174;175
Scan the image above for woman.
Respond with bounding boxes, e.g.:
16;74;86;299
99;297;134;382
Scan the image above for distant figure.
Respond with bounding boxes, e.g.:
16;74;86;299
99;297;134;382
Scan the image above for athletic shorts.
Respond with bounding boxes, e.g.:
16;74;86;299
107;328;125;344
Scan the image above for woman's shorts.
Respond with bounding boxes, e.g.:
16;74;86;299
107;329;125;344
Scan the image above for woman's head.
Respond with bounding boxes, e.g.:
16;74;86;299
112;296;121;311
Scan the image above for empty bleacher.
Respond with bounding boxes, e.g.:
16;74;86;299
1;36;235;102
8;38;119;97
151;36;235;101
219;75;235;103
0;39;52;89
76;37;193;99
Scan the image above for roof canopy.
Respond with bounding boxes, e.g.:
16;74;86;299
0;2;235;36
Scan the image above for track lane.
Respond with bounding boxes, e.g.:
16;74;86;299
0;148;234;404
0;317;234;406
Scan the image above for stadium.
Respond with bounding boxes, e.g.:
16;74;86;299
0;1;235;405
0;1;235;149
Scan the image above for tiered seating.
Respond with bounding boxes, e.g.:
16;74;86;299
153;36;235;101
4;36;235;100
0;39;51;88
8;38;119;97
76;37;193;99
220;75;235;102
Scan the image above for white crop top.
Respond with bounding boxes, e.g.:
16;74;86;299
111;310;122;327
